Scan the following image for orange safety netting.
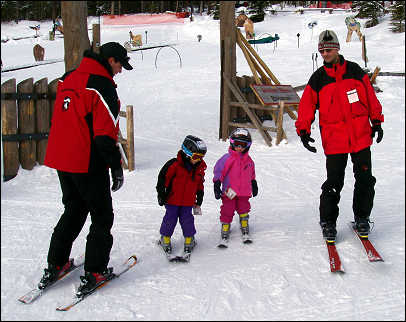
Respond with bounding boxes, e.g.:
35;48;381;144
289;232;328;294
102;13;185;25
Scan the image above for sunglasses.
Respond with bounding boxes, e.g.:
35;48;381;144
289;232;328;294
319;49;333;54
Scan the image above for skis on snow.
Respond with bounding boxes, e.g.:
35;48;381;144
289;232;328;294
323;222;384;273
18;254;85;304
217;232;252;248
55;255;137;311
349;221;384;262
324;240;344;273
157;240;191;263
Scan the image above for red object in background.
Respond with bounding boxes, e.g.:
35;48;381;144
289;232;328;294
175;12;190;18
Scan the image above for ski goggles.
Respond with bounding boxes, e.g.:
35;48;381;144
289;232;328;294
230;138;251;148
182;144;205;161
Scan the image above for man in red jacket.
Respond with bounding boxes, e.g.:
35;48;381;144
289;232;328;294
39;42;132;296
295;30;384;242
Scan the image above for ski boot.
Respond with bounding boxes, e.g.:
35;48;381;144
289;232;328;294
239;213;252;243
354;217;370;238
76;268;114;297
38;260;74;290
218;222;231;248
320;221;337;242
239;213;249;235
184;236;196;253
159;235;172;254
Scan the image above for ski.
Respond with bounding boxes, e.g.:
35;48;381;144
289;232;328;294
55;255;137;311
171;252;191;263
217;238;229;248
325;240;345;273
241;233;253;244
157;240;183;262
18;254;85;304
349;222;384;262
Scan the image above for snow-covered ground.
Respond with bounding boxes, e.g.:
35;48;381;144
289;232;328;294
1;7;405;321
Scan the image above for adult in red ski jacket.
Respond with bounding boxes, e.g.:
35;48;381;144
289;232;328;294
295;30;384;241
40;42;133;296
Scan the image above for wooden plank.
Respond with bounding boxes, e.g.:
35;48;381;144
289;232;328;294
236;33;261;85
276;101;286;145
48;78;59;119
126;105;135;172
237;32;272;85
34;78;49;165
223;75;272;146
229;121;277;132
118;128;128;169
17;78;36;170
1;78;20;181
236;28;280;85
369;66;381;84
230;101;279;111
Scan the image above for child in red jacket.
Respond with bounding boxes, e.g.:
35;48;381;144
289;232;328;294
157;135;207;255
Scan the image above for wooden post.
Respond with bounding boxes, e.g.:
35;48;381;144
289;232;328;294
219;1;236;140
126;105;135;172
17;78;36;170
92;23;101;54
34;78;49;165
1;79;19;181
276;101;285;145
48;78;59;119
361;34;368;68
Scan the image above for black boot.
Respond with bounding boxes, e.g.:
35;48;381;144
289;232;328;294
38;260;73;289
76;268;114;297
320;221;337;242
355;217;370;237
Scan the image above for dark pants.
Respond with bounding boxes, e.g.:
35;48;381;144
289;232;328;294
47;170;114;273
159;205;196;237
319;147;376;224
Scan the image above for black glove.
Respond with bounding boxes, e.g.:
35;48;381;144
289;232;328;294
196;190;204;206
251;180;258;197
371;120;383;143
214;180;222;200
111;167;124;192
299;130;317;153
157;189;166;206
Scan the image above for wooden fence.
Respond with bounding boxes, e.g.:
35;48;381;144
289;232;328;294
1;77;134;182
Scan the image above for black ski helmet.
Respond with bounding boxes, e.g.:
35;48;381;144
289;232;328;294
229;128;252;151
181;135;207;158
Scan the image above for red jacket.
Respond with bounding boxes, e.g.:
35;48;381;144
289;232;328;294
44;51;122;173
165;151;207;206
295;55;384;155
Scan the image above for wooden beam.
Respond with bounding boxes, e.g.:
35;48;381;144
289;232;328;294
223;74;273;146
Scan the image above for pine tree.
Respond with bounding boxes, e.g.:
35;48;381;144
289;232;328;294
246;1;268;23
389;1;405;33
352;1;385;28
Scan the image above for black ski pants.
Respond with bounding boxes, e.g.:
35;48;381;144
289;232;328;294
319;147;376;224
47;169;114;273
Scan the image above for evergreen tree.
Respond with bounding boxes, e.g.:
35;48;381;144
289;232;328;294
246;1;269;23
352;1;385;28
389;1;405;33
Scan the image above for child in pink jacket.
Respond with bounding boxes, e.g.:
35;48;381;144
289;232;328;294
213;128;258;245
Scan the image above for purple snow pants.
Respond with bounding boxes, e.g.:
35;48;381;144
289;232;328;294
220;196;251;223
159;205;196;237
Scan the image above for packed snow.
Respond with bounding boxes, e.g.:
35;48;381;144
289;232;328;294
1;6;405;321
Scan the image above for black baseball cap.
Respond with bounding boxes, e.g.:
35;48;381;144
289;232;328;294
100;42;133;70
